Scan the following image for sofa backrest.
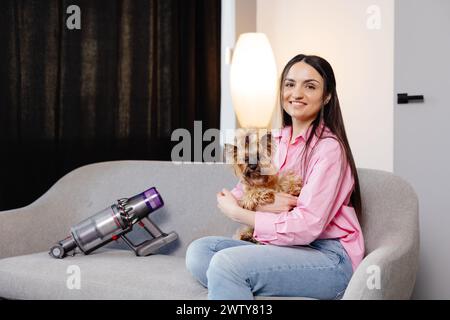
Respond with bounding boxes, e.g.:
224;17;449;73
34;161;241;257
61;162;419;258
4;161;419;260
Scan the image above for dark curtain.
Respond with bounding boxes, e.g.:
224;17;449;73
0;0;221;210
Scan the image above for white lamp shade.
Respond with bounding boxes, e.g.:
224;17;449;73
230;33;277;129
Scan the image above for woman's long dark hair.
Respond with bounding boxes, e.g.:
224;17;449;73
279;54;362;218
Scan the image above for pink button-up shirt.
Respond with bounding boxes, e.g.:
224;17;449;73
231;125;365;271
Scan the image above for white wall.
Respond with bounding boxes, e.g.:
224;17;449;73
220;0;257;144
256;0;394;171
220;0;237;144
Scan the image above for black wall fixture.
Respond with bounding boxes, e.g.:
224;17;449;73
397;93;424;104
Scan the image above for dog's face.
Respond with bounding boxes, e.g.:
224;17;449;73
224;129;276;187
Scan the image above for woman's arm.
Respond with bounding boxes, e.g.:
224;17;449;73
253;141;353;245
230;207;256;227
255;193;298;213
220;188;297;226
217;189;255;227
230;180;297;213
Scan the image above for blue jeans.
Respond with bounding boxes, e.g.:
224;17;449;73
185;236;353;300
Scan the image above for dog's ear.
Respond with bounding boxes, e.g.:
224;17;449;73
223;143;237;163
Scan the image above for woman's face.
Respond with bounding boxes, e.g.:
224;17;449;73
282;61;330;125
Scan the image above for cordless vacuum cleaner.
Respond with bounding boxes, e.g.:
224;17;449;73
49;187;177;259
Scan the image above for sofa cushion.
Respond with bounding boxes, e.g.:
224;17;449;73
0;248;208;300
0;247;316;300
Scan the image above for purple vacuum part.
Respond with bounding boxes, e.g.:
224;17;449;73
143;187;164;210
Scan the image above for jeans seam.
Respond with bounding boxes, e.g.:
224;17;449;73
248;264;349;299
334;253;352;299
248;263;343;276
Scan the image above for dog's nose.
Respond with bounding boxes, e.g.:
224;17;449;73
249;164;257;171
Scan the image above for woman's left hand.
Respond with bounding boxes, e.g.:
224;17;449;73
216;189;240;220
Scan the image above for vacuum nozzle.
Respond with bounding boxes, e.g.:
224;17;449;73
49;236;77;259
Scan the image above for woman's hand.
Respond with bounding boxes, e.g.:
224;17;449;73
255;192;298;213
216;189;241;220
216;189;256;227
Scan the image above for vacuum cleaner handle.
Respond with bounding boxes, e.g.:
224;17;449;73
121;217;178;256
140;216;163;238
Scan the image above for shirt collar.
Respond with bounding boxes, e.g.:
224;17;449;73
290;125;313;144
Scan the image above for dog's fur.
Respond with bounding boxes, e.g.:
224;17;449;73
224;129;302;243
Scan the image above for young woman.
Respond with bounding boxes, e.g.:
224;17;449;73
185;54;365;300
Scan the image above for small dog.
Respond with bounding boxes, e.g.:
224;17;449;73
224;129;302;243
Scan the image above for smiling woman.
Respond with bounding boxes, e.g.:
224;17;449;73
186;54;365;300
282;61;331;141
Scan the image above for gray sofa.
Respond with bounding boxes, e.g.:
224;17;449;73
0;161;419;299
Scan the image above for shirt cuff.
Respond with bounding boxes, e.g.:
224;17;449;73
253;211;279;243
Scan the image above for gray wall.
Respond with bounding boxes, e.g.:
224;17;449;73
394;0;450;299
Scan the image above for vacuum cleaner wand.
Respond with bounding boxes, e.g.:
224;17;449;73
49;187;177;259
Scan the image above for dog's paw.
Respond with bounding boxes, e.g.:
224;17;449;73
259;190;275;204
237;227;260;244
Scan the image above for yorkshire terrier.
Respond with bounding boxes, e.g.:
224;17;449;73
224;129;302;244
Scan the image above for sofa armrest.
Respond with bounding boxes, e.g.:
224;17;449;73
343;240;419;300
0;207;35;258
0;172;92;259
0;162;120;259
